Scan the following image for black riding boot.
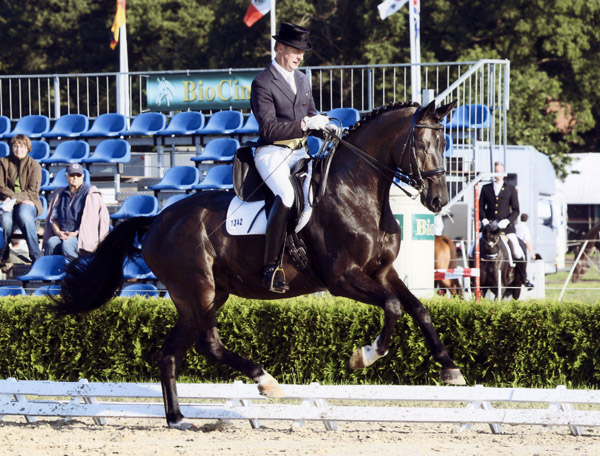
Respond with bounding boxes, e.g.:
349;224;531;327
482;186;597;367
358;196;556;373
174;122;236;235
516;259;534;289
263;197;290;293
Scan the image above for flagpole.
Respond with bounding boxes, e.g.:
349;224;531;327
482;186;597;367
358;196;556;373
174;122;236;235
270;0;276;59
117;23;130;117
408;0;422;103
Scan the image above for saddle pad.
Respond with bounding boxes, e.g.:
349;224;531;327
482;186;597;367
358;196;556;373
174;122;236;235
226;162;314;236
500;235;515;267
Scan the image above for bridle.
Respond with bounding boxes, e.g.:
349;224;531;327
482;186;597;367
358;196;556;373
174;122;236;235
330;106;445;196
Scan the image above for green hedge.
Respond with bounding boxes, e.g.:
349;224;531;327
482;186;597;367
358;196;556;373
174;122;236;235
1;295;599;388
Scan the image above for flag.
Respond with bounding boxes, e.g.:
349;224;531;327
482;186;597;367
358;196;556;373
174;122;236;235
110;0;127;50
244;0;271;27
377;0;409;20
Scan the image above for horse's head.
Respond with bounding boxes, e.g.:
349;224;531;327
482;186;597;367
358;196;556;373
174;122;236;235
480;221;502;258
397;100;456;213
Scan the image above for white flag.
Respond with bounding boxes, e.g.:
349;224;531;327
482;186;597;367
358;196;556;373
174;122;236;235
378;0;409;20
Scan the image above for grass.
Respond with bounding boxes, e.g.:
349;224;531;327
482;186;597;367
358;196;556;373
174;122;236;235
545;254;600;303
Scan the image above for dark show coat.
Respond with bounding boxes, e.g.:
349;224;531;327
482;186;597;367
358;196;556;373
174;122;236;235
479;181;520;234
250;64;318;145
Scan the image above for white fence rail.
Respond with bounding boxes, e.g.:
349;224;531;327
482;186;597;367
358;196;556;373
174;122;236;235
1;379;599;435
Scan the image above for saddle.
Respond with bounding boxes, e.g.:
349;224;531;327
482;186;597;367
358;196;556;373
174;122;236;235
230;143;333;271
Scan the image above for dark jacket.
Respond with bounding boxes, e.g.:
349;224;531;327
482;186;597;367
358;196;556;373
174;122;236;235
479;181;520;234
250;63;318;145
0;155;43;216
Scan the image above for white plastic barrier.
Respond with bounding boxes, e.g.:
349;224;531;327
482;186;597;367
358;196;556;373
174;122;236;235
2;379;599;435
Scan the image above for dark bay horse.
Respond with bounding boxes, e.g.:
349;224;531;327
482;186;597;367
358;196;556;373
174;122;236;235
434;235;463;297
51;100;466;429
572;221;600;282
479;222;522;299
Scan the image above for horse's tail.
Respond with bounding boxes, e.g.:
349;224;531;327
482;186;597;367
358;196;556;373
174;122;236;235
49;216;154;315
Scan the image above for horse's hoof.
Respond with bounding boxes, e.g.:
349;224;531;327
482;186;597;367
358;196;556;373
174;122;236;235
168;419;195;431
349;347;366;370
440;368;466;385
258;373;284;398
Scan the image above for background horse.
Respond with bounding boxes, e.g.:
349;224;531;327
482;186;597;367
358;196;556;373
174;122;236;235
434;235;463;297
50;100;466;430
479;222;522;299
572;221;600;282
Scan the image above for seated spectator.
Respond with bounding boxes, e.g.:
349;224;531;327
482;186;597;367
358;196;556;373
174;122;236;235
43;163;110;259
0;134;43;264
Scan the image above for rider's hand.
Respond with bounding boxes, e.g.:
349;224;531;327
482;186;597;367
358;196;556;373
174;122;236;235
498;219;510;229
302;115;329;132
481;218;489;227
323;123;342;139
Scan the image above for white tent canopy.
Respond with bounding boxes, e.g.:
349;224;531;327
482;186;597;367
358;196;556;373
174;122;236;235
556;153;600;204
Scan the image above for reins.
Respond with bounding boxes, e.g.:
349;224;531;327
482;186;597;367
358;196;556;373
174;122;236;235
330;107;445;197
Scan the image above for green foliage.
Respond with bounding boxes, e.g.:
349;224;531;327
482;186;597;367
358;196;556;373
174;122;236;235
1;295;600;389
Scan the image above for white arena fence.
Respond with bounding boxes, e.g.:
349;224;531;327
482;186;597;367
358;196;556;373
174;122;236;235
1;378;599;435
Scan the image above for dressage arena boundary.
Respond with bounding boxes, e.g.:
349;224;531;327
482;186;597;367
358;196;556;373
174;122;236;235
2;379;600;435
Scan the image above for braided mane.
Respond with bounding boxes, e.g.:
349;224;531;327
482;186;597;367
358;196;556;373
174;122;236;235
345;101;420;137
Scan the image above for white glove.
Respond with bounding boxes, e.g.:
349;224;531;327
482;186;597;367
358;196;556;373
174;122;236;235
323;123;342;139
302;114;329;132
481;218;489;227
498;219;510;229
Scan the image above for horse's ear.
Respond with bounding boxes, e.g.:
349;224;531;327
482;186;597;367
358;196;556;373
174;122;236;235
418;101;437;121
435;100;457;122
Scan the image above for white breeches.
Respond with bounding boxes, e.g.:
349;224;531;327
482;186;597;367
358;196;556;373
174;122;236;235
506;232;524;259
254;145;309;208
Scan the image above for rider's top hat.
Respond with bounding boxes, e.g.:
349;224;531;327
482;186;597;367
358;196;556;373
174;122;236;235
273;22;312;51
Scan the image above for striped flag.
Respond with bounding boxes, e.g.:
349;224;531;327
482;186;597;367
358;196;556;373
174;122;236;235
377;0;409;20
244;0;271;27
110;0;127;50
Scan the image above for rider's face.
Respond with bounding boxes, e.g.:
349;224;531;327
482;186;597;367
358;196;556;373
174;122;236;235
275;44;304;72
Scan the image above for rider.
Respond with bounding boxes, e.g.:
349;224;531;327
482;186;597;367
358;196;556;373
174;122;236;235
479;162;535;289
251;22;339;293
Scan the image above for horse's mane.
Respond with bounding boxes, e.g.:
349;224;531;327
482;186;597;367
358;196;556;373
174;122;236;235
345;101;420;138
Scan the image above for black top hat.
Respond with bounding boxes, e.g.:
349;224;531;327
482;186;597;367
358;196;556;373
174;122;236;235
273;22;312;51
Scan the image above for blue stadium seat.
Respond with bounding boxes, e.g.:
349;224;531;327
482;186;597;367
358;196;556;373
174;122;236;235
120;283;159;298
110;194;159;220
161;193;190;211
37;195;48;221
156;111;205;137
0;116;10;138
444;104;491;129
6;115;50;138
44;114;89;139
80;113;126;138
444;133;454;157
29;141;50;161
82;139;131;165
123;255;157;281
41;167;91;192
307;136;323;157
32;284;62;296
40;168;50;189
149;166;200;195
191;138;239;164
198;110;243;135
0;285;27;296
326;107;360;128
40;140;90;165
123;112;167;136
17;255;69;284
0;142;9;158
192;164;233;191
234;113;259;135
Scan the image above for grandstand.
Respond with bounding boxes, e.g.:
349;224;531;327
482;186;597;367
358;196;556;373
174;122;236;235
0;60;510;292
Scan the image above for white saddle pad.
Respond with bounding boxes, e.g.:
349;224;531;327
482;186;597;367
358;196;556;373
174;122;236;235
226;161;314;236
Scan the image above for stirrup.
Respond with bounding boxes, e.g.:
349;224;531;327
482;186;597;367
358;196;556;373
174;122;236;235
263;265;289;293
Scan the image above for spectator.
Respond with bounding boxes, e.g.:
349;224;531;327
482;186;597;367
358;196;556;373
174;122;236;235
43;163;110;259
0;134;43;264
515;213;535;260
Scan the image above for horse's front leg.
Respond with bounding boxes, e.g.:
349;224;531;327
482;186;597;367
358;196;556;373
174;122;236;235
386;269;466;385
